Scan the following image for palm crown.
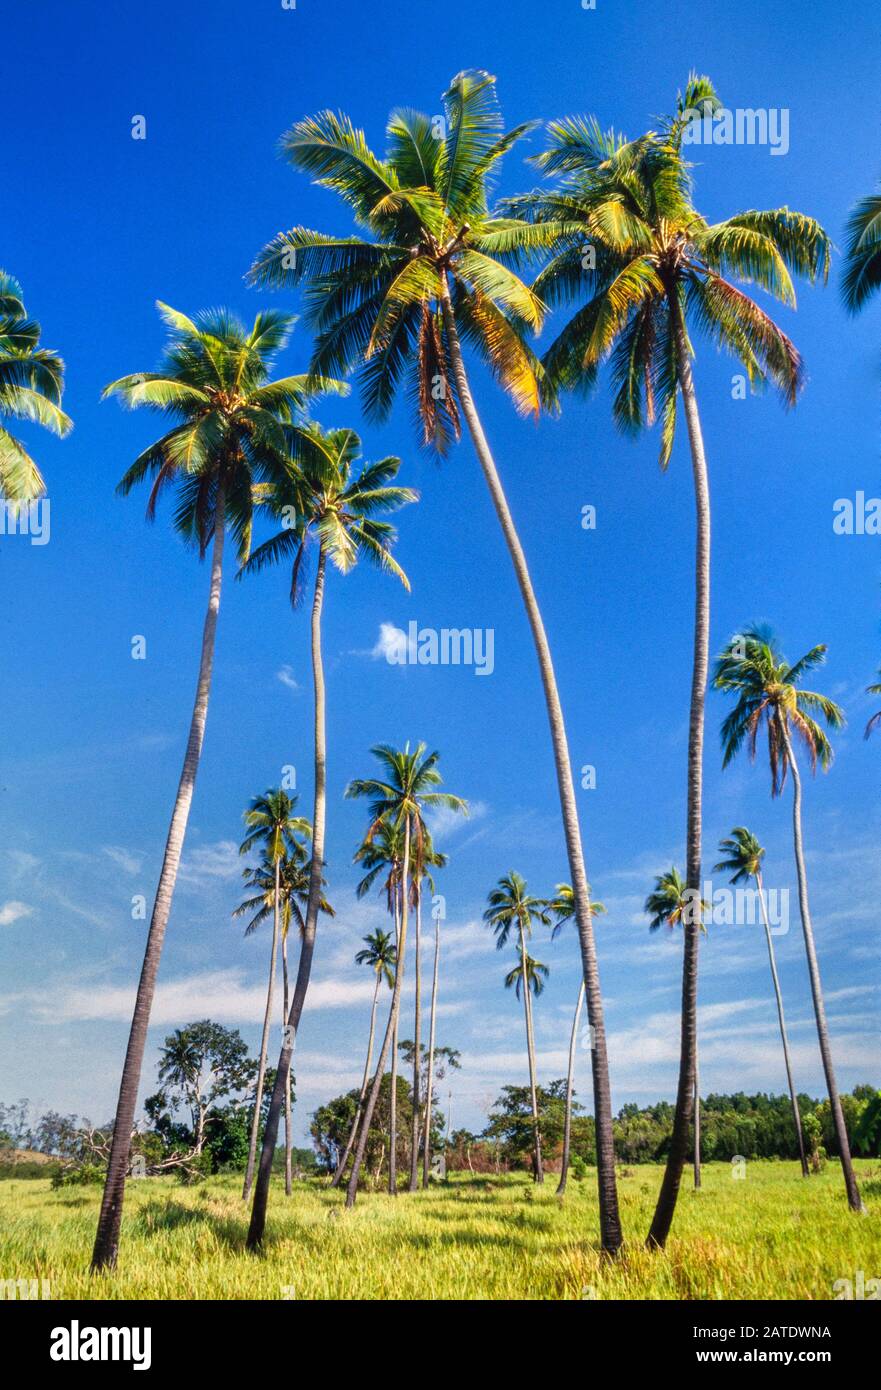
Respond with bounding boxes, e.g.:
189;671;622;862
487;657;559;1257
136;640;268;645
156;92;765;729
505;952;549;1000
346;742;467;855
354;929;397;988
546;881;605;938
242;424;415;601
864;668;881;739
0;270;71;501
714;827;765;885
108;302;344;558
484;871;550;949
235;842;333;940
644;867;698;930
239;788;311;863
713;624;844;795
842;188;881;312
508;75;830;462
248;70;555;447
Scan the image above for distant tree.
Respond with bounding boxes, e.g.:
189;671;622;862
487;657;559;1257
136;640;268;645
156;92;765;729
151;1021;256;1155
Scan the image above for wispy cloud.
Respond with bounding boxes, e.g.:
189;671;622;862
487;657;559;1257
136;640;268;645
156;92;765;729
277;664;299;692
0;901;33;927
178;840;241;887
103;846;143;876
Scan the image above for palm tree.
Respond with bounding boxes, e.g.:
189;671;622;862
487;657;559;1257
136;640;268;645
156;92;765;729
243;428;414;1247
418;842;449;1188
343;744;466;1208
514;77;829;1248
406;829;447;1191
714;827;808;1177
0;270;71;503
842;186;881;316
248;69;624;1252
713;625;864;1213
331;929;396;1187
485;873;550;1183
645;868;707;1190
235;789;311;1200
547;882;605;1195
864;668;881;738
91;304;337;1273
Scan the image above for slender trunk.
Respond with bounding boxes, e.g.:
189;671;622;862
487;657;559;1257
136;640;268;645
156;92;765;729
242;856;281;1200
647;298;709;1250
780;725;864;1211
346;817;411;1208
388;889;401;1195
331;972;381;1187
247;548;328;1250
409;887;422;1191
282;928;292;1195
557;981;584;1196
756;870;809;1178
91;485;226;1273
521;924;543;1183
693;1060;701;1189
439;278;621;1252
422;913;440;1187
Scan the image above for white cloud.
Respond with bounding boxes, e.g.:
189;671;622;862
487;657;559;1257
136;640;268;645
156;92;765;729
178;840;241;886
277;664;299;692
0;901;33;927
369;622;407;662
103;846;142;875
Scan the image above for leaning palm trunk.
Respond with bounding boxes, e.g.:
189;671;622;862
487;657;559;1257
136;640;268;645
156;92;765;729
780;725;864;1211
422;912;441;1187
91;488;226;1272
520;925;543;1182
242;856;281;1200
439;277;621;1252
693;1064;701;1190
331;972;381;1187
756;869;809;1177
346;817;411;1208
247;548;328;1250
388;888;401;1194
648;303;710;1250
409;888;423;1191
282;929;293;1195
557;981;584;1195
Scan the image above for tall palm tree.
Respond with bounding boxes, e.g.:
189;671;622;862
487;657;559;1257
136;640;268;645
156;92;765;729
547;881;605;1195
330;929;396;1187
244;427;414;1247
485;872;550;1183
714;827;808;1177
248;69;624;1252
864;668;881;738
343;744;466;1208
0;270;71;503
842;185;881;316
514;77;830;1248
419;842;449;1188
713;625;864;1212
406;828;446;1191
91;304;337;1273
645;867;707;1190
235;789;311;1200
240;843;333;1193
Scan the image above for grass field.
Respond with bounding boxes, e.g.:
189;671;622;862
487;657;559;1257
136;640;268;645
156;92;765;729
2;1162;879;1301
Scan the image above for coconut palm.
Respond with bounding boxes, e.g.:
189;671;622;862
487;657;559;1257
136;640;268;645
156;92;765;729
330;930;397;1188
713;625;864;1212
0;270;71;503
419;842;449;1188
485;873;550;1182
342;744;466;1208
248;69;623;1252
406;828;447;1191
512;76;829;1247
864;669;881;738
842;187;881;315
645;868;708;1189
91;304;338;1273
547;882;605;1194
714;827;808;1177
243;427;414;1247
235;789;311;1200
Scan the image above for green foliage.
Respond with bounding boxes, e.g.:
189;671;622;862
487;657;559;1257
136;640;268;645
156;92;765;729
0;269;71;502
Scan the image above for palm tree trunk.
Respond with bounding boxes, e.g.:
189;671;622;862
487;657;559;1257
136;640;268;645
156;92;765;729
91;484;226;1273
693;1061;701;1189
647;299;709;1250
557;980;584;1195
422;912;441;1187
779;725;864;1211
521;924;544;1183
331;972;380;1187
282;928;293;1195
247;547;328;1250
409;887;422;1191
388;889;401;1195
346;817;411;1208
756;869;809;1178
439;277;621;1252
242;856;281;1200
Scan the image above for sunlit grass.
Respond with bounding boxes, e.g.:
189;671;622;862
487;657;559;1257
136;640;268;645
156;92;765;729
2;1161;878;1300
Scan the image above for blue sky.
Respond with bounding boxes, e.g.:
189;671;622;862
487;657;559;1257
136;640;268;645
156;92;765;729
1;0;879;1144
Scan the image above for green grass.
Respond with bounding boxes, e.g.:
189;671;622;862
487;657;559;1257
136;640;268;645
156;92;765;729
2;1162;879;1300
